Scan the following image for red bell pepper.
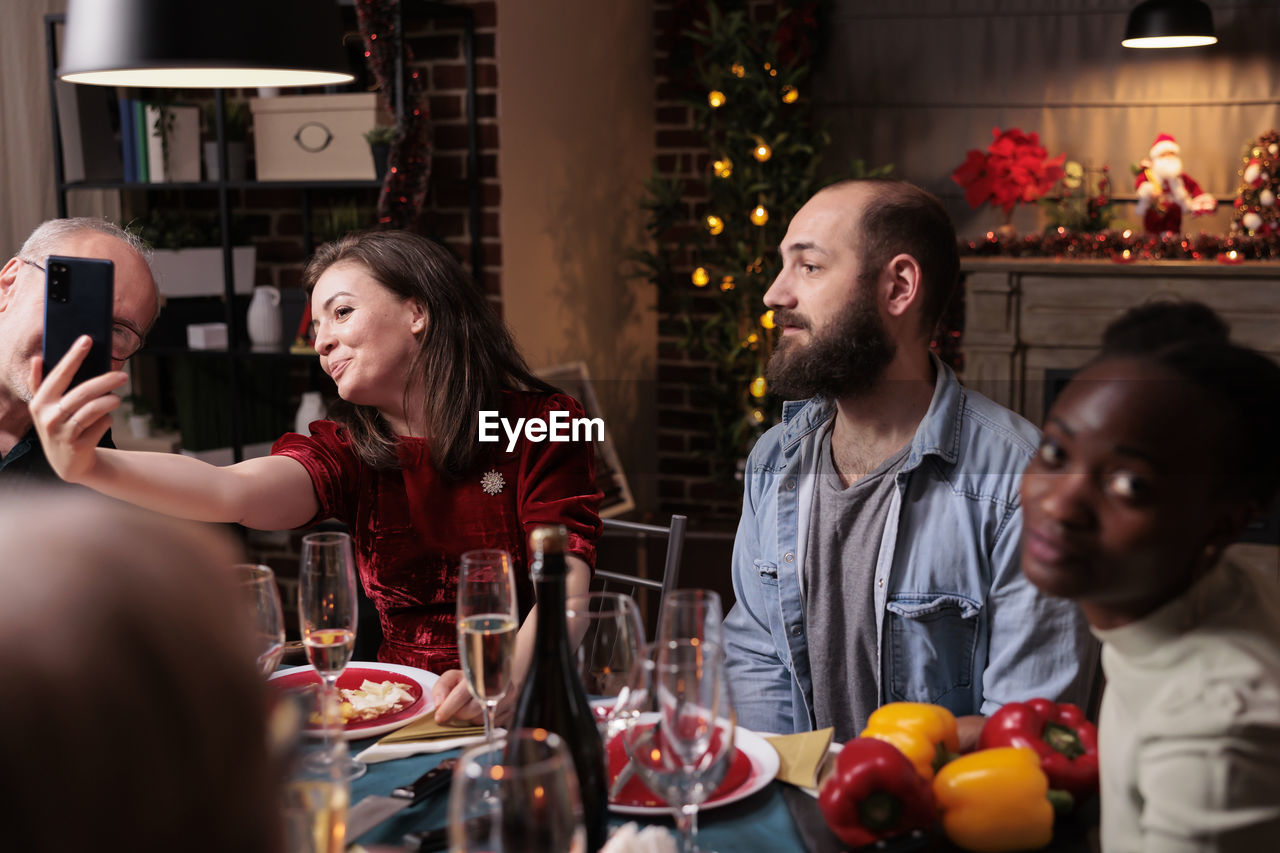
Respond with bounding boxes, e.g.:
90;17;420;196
817;737;935;848
978;697;1098;800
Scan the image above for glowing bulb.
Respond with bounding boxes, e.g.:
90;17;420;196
720;275;735;291
708;90;726;108
750;205;769;226
753;142;772;162
781;85;799;104
750;376;767;398
691;267;710;287
1122;249;1131;259
706;214;725;235
712;158;733;179
730;62;746;78
760;310;776;329
1122;229;1132;239
752;409;765;424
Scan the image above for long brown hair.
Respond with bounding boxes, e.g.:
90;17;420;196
303;230;555;477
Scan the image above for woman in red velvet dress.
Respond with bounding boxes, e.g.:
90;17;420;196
29;229;601;723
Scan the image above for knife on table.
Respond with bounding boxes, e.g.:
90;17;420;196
346;758;456;841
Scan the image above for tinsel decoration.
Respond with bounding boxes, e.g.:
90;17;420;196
355;0;432;229
1231;130;1280;236
960;227;1280;262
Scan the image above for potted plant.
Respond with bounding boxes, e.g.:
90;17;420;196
128;210;256;298
363;124;397;181
202;99;251;181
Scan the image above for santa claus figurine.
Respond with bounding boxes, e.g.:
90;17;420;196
1134;133;1217;234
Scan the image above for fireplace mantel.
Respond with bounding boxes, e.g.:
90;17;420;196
961;258;1280;425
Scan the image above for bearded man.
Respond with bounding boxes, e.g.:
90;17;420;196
723;180;1094;746
1135;134;1217;235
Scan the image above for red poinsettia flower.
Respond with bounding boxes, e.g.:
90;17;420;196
952;127;1066;216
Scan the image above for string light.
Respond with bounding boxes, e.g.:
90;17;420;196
720;275;735;291
712;158;733;179
708;90;726;108
752;409;766;424
705;214;725;235
781;85;799;104
691;267;710;287
752;140;772;162
749;376;767;398
750;205;769;226
760;310;776;329
730;62;746;78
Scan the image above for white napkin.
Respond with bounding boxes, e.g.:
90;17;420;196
354;731;493;764
600;823;678;853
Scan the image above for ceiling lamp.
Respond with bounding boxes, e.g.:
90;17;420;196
1122;0;1217;49
59;0;354;88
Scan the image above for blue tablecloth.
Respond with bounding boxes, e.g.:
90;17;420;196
348;739;810;852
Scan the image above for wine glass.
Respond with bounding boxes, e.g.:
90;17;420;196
658;588;724;647
298;530;366;780
457;549;518;747
283;688;351;853
448;728;585;853
565;591;645;739
234;563;285;676
617;641;735;853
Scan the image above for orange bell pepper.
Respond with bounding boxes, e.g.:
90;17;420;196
860;702;960;781
932;746;1054;853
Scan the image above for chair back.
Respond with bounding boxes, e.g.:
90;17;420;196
592;514;687;639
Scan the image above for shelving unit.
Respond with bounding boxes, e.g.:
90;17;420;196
43;6;479;461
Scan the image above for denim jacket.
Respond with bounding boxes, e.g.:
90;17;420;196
724;357;1095;734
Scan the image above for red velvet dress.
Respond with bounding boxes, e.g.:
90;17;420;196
272;390;601;672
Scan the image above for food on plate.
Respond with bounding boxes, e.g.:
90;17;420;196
817;737;935;848
932;746;1054;853
308;679;417;725
977;697;1098;801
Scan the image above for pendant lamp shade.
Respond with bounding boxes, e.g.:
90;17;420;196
59;0;354;88
1122;0;1217;49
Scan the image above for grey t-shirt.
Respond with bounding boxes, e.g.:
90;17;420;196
804;427;909;741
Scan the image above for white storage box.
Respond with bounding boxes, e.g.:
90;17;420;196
186;322;228;350
151;246;256;298
250;93;377;181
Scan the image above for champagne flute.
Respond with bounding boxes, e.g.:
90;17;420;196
283;689;351;853
658;588;724;647
234;563;285;676
298;530;366;780
457;549;518;747
566;591;645;739
448;728;585;853
618;641;735;853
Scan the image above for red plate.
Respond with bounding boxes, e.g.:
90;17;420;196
606;725;752;808
270;665;429;734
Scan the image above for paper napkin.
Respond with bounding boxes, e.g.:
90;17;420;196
765;727;835;789
354;712;489;764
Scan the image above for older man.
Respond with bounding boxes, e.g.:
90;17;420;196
0;218;157;486
724;179;1094;747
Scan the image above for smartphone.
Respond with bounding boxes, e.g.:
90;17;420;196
43;255;114;389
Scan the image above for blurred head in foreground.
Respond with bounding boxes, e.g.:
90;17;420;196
0;491;279;853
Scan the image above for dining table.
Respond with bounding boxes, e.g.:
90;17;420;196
344;735;1100;853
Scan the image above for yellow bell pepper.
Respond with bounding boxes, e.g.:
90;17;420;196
860;702;960;781
932;747;1054;852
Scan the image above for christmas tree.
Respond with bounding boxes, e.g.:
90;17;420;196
634;1;885;477
1232;130;1280;236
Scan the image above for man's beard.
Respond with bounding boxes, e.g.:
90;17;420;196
766;280;897;400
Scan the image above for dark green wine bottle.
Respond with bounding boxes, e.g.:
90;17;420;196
512;525;609;852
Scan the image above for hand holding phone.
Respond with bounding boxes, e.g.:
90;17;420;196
43;255;114;389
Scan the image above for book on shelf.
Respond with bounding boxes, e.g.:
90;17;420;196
134;100;148;182
54;80;123;183
118;97;136;182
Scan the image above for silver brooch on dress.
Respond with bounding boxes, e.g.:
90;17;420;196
480;469;505;495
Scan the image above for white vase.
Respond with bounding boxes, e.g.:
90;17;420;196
294;391;326;435
247;286;282;350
